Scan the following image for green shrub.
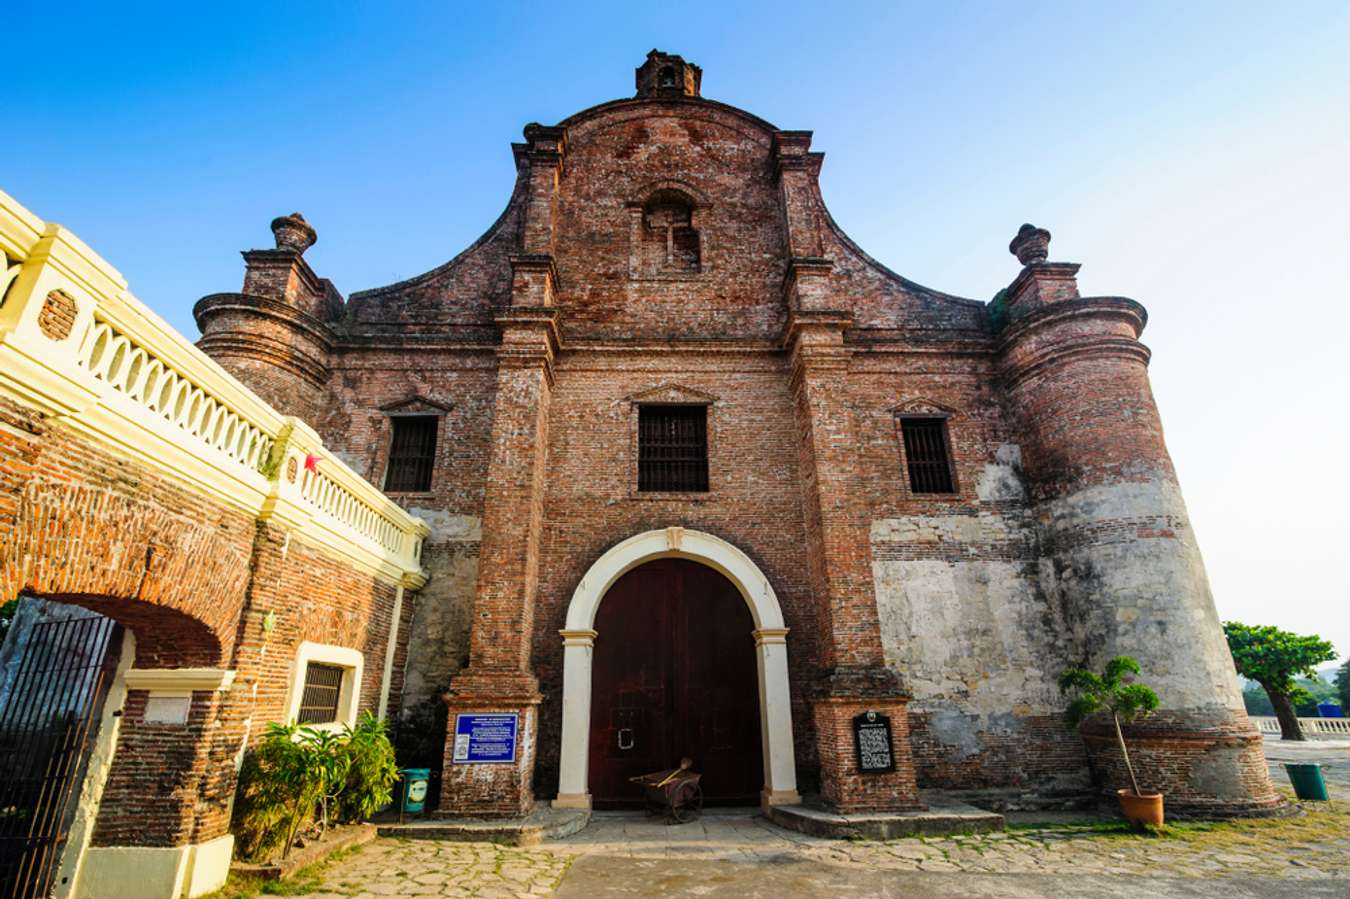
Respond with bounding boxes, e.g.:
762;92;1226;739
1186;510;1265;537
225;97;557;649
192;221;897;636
233;723;325;862
336;713;399;822
232;714;399;862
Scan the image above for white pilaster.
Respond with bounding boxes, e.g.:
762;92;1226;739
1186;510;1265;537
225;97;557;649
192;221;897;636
754;627;801;807
554;628;597;809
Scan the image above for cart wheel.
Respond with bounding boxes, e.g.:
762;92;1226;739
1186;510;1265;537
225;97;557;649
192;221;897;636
670;781;703;824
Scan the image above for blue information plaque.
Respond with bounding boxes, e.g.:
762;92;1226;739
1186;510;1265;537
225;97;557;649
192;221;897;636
451;713;519;764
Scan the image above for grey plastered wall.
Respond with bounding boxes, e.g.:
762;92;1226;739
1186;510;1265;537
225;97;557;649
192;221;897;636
873;444;1090;802
1034;477;1246;719
398;510;480;716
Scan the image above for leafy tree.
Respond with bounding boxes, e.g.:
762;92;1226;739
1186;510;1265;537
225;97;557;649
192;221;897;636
233;722;326;861
1293;675;1339;717
308;727;352;838
1059;656;1160;796
232;714;401;862
1223;622;1335;740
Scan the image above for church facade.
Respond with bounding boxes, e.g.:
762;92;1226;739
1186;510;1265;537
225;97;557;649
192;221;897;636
193;51;1281;818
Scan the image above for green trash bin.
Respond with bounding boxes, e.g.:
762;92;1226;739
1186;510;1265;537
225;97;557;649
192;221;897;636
1284;763;1329;801
401;768;431;814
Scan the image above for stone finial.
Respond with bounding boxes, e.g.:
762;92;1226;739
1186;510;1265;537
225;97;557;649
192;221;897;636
1009;223;1051;266
271;213;317;254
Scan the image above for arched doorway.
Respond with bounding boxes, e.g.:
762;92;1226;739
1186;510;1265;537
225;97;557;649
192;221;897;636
555;527;800;811
589;559;762;806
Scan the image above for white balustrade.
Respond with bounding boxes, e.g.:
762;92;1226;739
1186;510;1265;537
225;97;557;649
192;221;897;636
78;317;275;471
0;189;427;587
300;464;406;554
1251;716;1350;737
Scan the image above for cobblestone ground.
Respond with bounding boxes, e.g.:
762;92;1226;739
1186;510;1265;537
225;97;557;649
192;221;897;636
220;738;1348;898
259;840;572;899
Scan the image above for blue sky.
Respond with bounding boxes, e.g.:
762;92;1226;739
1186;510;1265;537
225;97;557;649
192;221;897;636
5;2;1348;665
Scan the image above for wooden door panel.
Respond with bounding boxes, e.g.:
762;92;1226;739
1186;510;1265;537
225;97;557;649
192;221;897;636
588;558;763;807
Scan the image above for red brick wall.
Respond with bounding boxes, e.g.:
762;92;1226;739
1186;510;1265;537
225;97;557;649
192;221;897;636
0;397;254;666
528;357;822;792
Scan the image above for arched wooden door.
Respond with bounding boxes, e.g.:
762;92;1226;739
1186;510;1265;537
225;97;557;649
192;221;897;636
588;558;763;807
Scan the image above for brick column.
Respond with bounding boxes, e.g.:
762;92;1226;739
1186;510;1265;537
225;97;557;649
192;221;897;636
440;123;565;817
439;305;558;817
999;225;1285;817
786;306;921;812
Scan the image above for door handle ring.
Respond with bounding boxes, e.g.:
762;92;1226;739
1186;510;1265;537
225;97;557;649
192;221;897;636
617;727;634;751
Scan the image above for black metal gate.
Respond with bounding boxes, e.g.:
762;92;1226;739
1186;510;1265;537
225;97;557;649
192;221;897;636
0;612;120;899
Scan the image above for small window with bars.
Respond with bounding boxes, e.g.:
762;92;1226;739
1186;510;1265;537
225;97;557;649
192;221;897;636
384;415;439;492
900;416;957;494
296;662;345;725
638;405;709;492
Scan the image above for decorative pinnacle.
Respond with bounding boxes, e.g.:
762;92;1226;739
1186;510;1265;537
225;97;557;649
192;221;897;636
271;212;317;254
1009;223;1051;266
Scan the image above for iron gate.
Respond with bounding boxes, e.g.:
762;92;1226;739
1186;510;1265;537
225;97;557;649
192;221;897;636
0;612;120;899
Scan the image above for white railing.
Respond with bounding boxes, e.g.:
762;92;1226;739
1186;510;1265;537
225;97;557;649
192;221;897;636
1252;716;1350;737
0;189;427;587
79;315;276;471
302;463;405;554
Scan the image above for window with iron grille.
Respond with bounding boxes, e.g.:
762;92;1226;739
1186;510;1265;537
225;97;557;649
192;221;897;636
384;415;438;492
900;417;956;494
296;662;345;725
638;405;709;492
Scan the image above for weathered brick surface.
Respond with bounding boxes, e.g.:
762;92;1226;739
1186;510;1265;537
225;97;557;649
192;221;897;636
0;397;254;667
186;52;1281;818
812;697;922;812
1079;714;1285;818
37;289;78;341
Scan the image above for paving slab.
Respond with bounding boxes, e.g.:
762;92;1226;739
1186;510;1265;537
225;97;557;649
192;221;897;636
554;858;1348;899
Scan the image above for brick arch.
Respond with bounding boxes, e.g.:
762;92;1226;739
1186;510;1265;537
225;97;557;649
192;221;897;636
555;527;800;810
21;592;222;668
1;479;255;667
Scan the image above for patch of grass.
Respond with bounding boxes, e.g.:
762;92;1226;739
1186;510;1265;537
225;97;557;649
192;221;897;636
1160;800;1348;849
259;864;324;895
200;872;266;899
1005;799;1349;850
202;840;372;899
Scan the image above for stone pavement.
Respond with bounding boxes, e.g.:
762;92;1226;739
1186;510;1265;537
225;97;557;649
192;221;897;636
236;738;1349;899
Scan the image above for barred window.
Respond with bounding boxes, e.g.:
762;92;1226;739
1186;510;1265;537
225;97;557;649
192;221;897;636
384;415;438;492
638;405;709;492
296;663;344;725
900;417;956;494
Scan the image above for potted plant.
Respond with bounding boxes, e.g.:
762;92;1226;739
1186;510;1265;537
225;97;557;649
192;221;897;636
1059;655;1163;827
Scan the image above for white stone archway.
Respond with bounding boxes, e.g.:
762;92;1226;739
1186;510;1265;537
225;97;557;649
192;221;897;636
554;527;800;811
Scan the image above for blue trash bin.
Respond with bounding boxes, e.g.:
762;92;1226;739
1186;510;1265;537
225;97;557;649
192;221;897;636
1316;702;1342;718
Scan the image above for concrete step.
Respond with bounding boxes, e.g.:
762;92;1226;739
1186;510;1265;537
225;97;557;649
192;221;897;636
377;805;591;846
765;793;1005;840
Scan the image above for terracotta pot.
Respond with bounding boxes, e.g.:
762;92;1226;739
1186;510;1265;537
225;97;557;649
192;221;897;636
1117;788;1164;827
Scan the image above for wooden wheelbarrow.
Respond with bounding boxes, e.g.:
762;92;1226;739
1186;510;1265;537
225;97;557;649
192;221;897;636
628;757;703;824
